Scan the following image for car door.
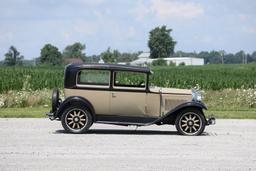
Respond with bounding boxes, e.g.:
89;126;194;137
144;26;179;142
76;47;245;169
110;71;146;117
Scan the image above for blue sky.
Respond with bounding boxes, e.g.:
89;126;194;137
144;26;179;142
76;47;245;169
0;0;256;60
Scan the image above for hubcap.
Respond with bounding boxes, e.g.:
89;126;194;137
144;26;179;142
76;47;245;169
65;109;87;130
179;112;202;135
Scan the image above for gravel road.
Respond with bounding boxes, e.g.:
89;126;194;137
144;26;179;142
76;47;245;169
0;118;255;171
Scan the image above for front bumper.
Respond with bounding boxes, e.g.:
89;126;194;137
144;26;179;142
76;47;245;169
207;115;216;125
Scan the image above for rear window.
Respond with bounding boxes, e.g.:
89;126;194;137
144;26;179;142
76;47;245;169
77;70;110;86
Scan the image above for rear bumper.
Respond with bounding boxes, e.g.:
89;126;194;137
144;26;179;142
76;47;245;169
45;112;56;120
207;115;216;125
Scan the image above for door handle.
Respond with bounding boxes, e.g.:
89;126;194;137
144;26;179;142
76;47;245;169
112;93;116;98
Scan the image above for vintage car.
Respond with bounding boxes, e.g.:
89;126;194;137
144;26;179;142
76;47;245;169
46;63;215;136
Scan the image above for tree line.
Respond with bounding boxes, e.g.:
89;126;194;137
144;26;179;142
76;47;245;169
1;43;140;66
1;25;256;66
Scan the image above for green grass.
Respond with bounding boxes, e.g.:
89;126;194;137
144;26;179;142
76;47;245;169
0;107;255;119
0;107;49;118
205;109;256;119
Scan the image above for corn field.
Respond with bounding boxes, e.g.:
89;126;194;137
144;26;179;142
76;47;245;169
0;64;256;93
151;64;256;90
0;66;64;93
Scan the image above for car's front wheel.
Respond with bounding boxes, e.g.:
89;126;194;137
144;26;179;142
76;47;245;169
61;106;92;134
175;109;206;136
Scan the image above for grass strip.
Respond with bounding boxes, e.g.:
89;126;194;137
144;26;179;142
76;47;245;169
0;107;49;118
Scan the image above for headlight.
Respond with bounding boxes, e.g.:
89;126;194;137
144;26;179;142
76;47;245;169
192;89;202;101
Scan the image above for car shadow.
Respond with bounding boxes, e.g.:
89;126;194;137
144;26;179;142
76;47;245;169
54;129;210;136
55;129;212;136
54;129;179;135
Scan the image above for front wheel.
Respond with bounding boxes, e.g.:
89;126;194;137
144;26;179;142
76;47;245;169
61;106;92;134
175;109;206;136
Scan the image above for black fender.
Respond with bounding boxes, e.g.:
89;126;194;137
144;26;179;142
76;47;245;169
154;101;207;125
56;96;95;120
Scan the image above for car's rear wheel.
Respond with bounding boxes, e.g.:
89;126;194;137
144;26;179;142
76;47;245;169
61;106;92;134
175;109;206;136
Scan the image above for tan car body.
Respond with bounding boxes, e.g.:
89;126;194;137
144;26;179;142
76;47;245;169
64;88;192;118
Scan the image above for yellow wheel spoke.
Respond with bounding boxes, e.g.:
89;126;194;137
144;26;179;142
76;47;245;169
192;126;197;131
192;116;196;120
194;123;200;127
181;124;187;127
77;111;81;116
185;126;189;131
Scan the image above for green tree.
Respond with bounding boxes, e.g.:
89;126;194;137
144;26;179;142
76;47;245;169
39;44;62;65
100;47;118;63
62;42;86;60
248;51;256;63
4;46;24;66
235;50;246;64
148;26;176;58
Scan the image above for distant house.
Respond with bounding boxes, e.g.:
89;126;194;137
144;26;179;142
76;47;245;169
98;58;105;64
64;58;83;64
130;52;204;66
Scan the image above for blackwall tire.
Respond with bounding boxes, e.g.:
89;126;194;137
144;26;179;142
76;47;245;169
61;106;92;134
175;108;206;136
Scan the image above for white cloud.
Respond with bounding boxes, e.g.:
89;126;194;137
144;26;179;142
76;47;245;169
70;0;105;6
151;0;204;20
238;14;250;21
242;26;256;34
133;0;151;21
133;0;204;21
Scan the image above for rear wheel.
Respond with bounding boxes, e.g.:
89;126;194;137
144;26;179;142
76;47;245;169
175;109;206;136
61;106;92;134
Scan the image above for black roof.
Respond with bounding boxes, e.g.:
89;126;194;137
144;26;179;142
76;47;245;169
66;63;152;74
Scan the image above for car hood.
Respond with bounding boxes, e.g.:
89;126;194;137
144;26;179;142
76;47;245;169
150;87;192;95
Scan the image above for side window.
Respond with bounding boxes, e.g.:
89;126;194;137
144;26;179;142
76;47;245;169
114;71;146;89
77;70;110;87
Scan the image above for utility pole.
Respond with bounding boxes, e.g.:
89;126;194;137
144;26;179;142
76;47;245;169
220;50;224;64
221;52;224;64
242;53;246;64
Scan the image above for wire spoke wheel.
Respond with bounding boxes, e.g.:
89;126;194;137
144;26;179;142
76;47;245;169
179;112;202;135
65;109;88;131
